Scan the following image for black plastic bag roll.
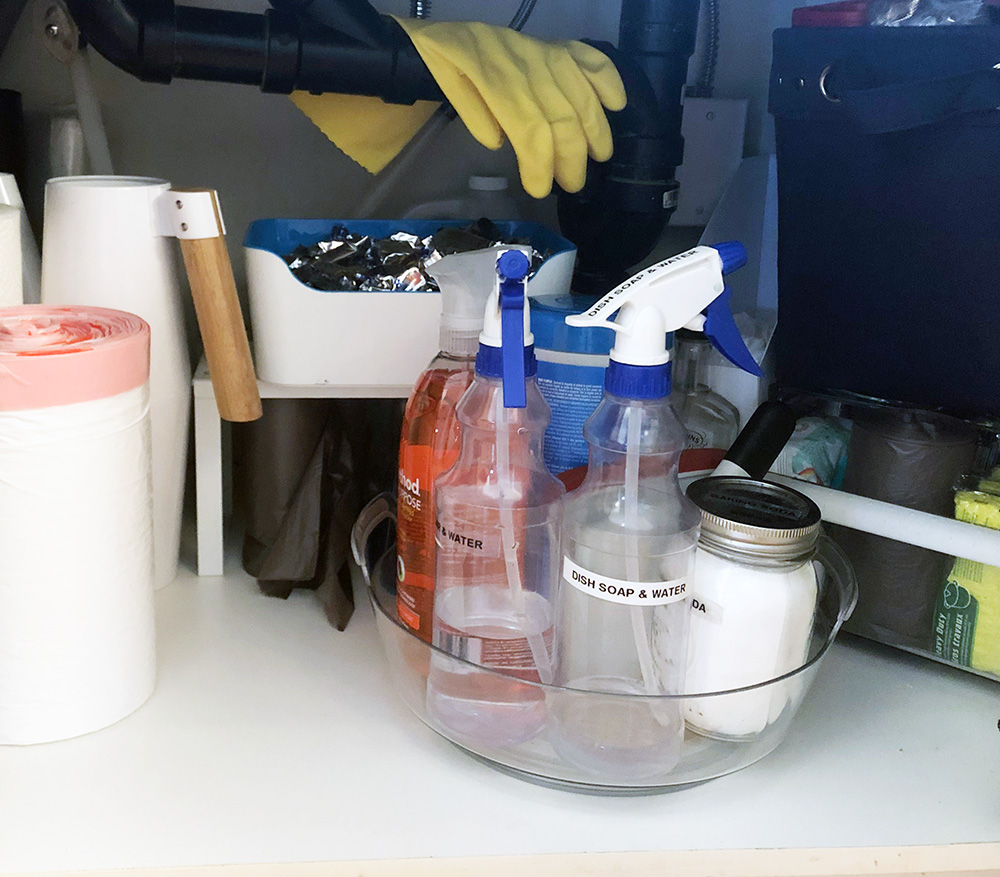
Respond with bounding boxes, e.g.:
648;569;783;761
834;408;977;650
240;397;403;630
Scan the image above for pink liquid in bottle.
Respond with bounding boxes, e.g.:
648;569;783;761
397;355;475;642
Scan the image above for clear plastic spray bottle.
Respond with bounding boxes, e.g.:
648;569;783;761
427;250;565;747
549;243;761;779
397;248;521;641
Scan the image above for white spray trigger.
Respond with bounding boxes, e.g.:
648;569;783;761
566;246;726;366
566;243;761;377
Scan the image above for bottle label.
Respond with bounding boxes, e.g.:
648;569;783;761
397;443;457;641
435;519;501;558
434;625;554;683
690;593;725;624
686;428;708;449
536;360;606;474
562;557;688;606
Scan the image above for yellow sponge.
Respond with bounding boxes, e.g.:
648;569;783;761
956;490;1000;527
976;477;1000;496
933;489;1000;675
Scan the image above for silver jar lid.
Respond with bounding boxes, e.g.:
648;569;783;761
687;477;822;563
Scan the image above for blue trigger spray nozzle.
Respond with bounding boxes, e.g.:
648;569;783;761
474;247;534;400
497;249;530;279
703;289;764;377
497;250;531;409
712;240;749;275
703;243;763;377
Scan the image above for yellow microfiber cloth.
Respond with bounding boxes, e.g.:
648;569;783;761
932;489;1000;676
290;92;440;176
290;18;627;199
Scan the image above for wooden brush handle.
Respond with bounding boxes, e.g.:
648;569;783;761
172;189;262;423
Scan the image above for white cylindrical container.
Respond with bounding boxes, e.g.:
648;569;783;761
0;306;156;744
41;176;191;588
683;477;824;739
0;204;22;306
0;172;40;304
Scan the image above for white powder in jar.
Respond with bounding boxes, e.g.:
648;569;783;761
683;546;818;738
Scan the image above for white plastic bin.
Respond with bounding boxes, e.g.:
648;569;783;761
244;220;576;387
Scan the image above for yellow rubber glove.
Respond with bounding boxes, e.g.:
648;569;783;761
395;19;626;198
291;21;626;200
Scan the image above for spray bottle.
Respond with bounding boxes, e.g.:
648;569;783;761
427;250;565;747
548;243;760;779
397;247;529;641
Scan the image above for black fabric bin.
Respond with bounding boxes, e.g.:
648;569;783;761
769;25;1000;417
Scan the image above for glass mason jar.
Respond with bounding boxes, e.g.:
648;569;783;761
683;476;854;740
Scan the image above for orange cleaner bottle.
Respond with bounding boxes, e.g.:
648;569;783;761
396;247;526;641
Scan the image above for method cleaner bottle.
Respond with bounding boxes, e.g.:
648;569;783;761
396;247;526;641
549;243;761;779
427;250;564;747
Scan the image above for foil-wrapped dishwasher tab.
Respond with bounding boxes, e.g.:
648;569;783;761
283;219;549;293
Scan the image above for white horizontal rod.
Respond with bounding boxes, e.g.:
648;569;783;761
767;475;1000;569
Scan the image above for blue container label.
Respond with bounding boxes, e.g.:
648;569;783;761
536;359;606;474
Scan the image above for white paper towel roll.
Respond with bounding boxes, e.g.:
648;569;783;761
0;205;21;306
0;306;156;745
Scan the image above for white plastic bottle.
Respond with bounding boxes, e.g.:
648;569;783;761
403;175;521;221
549;243;762;779
427;250;564;748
